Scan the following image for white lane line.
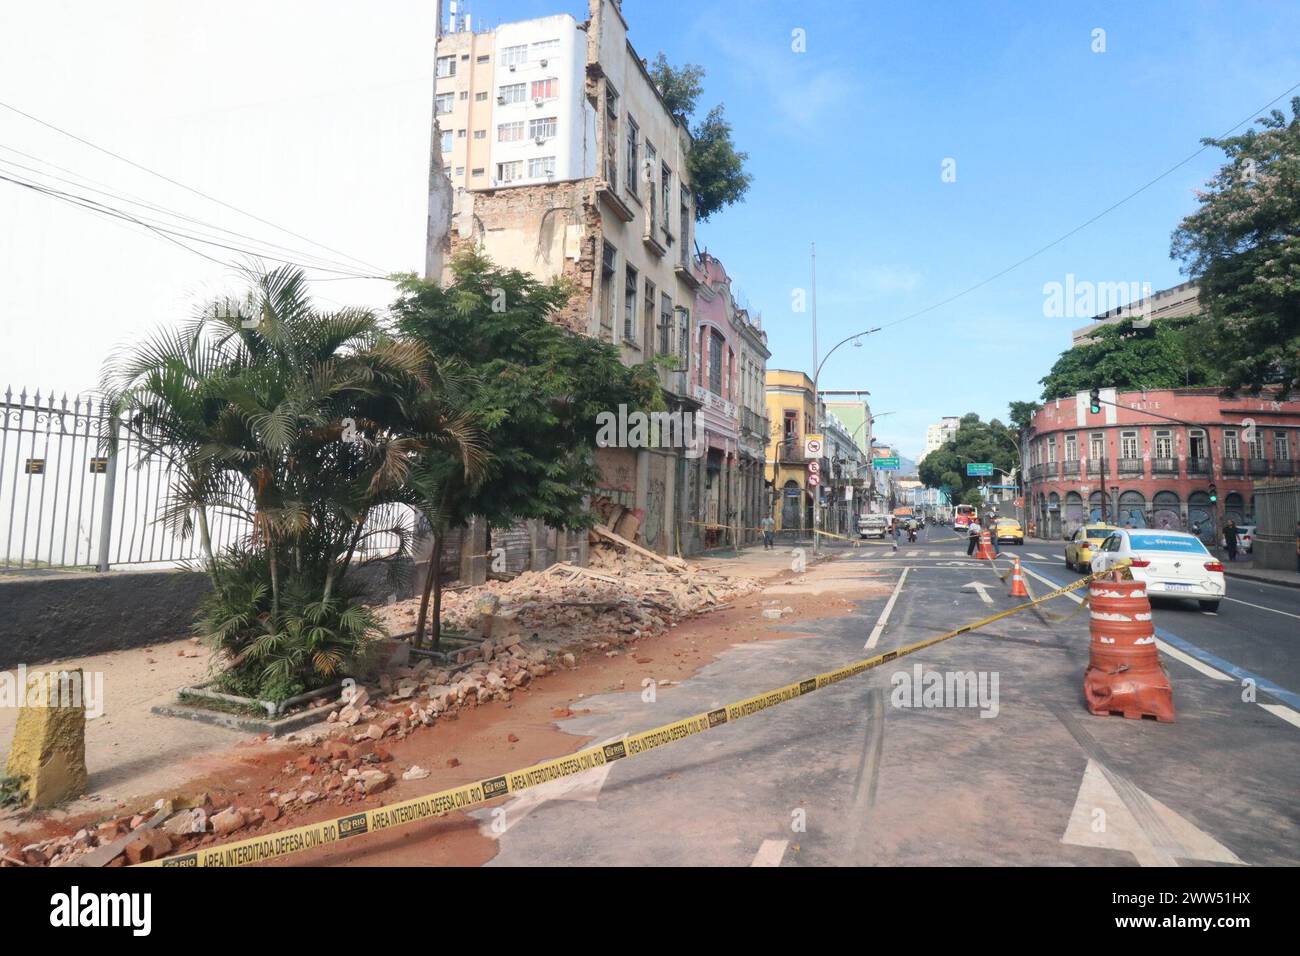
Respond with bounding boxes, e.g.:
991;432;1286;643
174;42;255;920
866;567;910;649
928;551;943;556
751;839;788;867
1028;552;1048;560
1222;596;1300;621
1021;565;1083;604
906;550;920;556
1019;565;1233;681
1154;639;1231;681
1258;703;1300;730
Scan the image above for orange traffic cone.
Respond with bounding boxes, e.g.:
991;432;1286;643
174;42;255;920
1009;557;1028;597
976;529;996;560
1083;574;1175;722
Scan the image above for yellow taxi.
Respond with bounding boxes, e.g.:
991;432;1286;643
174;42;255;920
1064;523;1119;571
993;517;1024;545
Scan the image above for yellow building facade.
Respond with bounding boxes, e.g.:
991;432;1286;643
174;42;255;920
764;369;817;533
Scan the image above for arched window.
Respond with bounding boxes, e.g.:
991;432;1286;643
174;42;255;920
1118;491;1147;528
1224;491;1245;526
1152;491;1180;530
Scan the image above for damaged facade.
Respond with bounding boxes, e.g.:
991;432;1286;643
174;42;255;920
431;0;710;557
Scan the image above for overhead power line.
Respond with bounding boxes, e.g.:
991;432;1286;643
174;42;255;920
875;79;1300;333
0;97;387;274
0;147;382;276
0;170;388;278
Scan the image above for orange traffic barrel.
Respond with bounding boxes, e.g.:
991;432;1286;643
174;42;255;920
976;529;997;560
1009;557;1028;597
1083;575;1174;721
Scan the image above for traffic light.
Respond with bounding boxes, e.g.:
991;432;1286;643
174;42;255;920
1089;388;1101;414
1208;483;1218;504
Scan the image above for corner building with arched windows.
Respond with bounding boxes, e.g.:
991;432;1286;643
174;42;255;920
1024;388;1300;542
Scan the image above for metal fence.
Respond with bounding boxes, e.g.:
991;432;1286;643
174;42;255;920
0;387;416;571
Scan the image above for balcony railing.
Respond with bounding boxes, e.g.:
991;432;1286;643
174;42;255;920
1222;457;1244;476
1187;456;1210;475
1152;457;1178;475
1248;457;1270;476
741;408;769;438
1061;460;1080;477
777;440;807;464
1274;459;1296;476
1118;457;1144;476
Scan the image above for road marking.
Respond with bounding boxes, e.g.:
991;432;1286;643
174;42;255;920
1258;703;1300;730
1222;596;1300;620
751;839;788;867
1061;759;1242;866
962;580;994;605
906;550;920;556
1019;564;1231;680
928;551;943;556
1154;639;1231;681
1028;552;1048;560
1022;564;1300;708
866;567;909;649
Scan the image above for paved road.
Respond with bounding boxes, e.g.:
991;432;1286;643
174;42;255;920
471;524;1300;866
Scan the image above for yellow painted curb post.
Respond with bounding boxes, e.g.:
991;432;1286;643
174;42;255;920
5;668;88;807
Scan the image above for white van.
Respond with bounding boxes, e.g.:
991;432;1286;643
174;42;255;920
858;515;890;539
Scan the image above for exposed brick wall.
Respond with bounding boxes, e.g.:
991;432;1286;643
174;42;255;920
455;182;601;336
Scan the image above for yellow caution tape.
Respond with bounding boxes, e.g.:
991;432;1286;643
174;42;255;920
141;562;1122;868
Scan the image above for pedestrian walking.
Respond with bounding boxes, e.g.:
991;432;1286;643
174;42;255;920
966;517;983;556
892;521;900;551
761;514;775;551
1224;519;1240;562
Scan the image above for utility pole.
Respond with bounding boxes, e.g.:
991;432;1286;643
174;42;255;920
424;0;454;283
810;243;819;553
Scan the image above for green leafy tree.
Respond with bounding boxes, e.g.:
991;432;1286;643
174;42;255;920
391;251;662;647
918;414;1019;502
1037;316;1219;400
649;57;752;222
648;53;704;118
1171;97;1300;394
102;266;481;698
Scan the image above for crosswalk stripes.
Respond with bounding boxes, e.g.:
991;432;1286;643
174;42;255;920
1028;552;1048;560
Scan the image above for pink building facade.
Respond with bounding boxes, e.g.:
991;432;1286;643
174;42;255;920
1024;387;1300;541
685;252;769;550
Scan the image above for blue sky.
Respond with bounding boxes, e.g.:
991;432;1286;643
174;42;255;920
2;1;1297;458
561;0;1298;456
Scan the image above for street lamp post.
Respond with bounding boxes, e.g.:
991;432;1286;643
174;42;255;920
809;328;883;552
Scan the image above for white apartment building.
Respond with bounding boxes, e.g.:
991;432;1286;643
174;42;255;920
429;0;703;556
918;416;960;464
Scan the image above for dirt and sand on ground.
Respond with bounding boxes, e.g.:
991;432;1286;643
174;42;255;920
1;544;889;866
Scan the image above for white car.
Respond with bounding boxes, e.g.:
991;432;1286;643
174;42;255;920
1236;524;1255;554
1090;529;1225;612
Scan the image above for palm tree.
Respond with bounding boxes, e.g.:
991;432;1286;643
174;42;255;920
101;264;484;696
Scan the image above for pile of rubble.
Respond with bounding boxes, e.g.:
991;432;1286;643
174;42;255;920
378;524;761;650
1;528;762;867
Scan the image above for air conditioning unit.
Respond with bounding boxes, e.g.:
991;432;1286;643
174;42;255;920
534;135;547;145
533;97;545;107
508;63;516;71
497;94;506;104
539;58;548;67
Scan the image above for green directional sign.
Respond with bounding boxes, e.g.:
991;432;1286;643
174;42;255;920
873;457;900;470
966;462;993;477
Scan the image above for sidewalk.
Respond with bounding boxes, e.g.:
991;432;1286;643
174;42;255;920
1222;561;1300;589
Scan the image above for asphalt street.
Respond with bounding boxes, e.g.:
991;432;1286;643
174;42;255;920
471;524;1300;866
